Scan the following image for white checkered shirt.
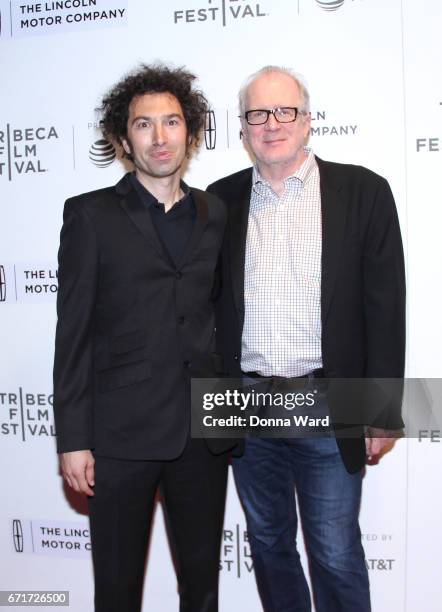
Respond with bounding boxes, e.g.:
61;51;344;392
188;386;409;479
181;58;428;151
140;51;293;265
241;147;323;377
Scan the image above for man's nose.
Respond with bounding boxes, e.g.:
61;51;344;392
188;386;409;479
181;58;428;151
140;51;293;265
152;123;166;144
265;113;280;130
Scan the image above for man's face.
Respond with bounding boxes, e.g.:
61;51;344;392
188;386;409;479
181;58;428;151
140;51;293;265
242;72;311;174
122;92;188;181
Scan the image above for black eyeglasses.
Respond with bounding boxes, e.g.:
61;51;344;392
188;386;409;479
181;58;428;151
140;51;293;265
243;107;302;125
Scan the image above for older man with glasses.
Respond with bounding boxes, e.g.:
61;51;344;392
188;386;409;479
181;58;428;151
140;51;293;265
208;66;405;612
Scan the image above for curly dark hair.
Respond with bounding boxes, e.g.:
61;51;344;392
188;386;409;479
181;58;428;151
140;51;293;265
97;63;208;156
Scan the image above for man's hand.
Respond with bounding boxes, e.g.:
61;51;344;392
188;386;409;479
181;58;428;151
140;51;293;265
60;450;95;496
365;427;403;464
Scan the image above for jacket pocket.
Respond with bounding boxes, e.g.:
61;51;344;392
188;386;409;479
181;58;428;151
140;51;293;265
97;359;151;392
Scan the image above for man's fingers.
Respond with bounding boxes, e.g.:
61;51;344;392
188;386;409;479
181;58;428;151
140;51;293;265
85;461;95;488
369;438;381;456
366;436;392;463
365;437;380;461
71;465;94;495
72;477;84;494
60;451;95;496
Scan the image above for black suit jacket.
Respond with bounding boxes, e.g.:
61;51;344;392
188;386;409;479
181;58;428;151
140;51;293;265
53;173;232;460
207;157;406;473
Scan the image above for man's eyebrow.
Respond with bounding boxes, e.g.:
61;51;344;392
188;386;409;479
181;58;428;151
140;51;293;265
131;113;183;125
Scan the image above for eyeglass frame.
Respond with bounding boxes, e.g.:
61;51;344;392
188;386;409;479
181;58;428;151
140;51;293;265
241;106;308;125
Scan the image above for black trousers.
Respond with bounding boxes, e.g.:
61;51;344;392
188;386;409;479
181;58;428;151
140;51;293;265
88;439;229;612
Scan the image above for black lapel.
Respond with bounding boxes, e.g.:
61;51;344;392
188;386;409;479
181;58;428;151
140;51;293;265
317;157;348;324
177;188;209;269
229;169;253;331
117;173;166;260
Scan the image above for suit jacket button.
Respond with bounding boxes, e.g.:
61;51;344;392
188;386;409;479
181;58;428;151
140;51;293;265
178;316;185;325
175;271;182;279
183;360;191;368
234;354;239;361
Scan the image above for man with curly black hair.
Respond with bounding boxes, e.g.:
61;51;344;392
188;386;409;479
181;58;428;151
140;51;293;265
53;64;232;612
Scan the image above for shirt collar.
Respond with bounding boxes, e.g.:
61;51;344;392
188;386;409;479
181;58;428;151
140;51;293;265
129;172;190;209
252;147;316;195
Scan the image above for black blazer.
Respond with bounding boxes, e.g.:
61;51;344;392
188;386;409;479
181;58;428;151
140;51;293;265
53;173;232;460
207;157;406;473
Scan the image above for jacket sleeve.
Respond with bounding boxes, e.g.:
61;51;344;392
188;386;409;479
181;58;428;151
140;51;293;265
363;177;406;429
53;199;98;453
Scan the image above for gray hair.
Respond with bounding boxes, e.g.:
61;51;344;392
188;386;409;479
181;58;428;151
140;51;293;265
238;65;311;116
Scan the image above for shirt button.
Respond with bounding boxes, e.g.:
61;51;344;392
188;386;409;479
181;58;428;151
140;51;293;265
275;299;281;306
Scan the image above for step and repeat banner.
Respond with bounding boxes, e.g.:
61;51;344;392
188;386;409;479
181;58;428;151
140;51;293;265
1;0;441;610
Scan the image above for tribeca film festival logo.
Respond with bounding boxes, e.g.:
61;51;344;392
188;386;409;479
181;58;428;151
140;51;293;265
0;263;58;303
1;388;55;440
11;519;91;557
416;101;442;153
173;0;270;27
0;124;60;181
220;524;253;576
3;1;127;38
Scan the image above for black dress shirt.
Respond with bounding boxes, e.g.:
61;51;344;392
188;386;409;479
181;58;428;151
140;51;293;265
130;173;196;266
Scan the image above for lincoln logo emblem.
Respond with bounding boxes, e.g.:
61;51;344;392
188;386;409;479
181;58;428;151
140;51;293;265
205;110;216;150
13;520;24;553
0;265;6;302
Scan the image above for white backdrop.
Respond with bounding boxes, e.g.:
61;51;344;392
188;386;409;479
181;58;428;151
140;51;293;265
1;0;442;610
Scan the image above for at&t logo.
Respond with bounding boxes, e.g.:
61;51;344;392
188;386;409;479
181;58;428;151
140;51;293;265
315;0;345;10
314;0;363;11
89;139;116;167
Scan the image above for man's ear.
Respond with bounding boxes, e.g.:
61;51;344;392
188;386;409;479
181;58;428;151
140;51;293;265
239;117;246;139
185;135;193;159
240;124;249;145
121;138;131;156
